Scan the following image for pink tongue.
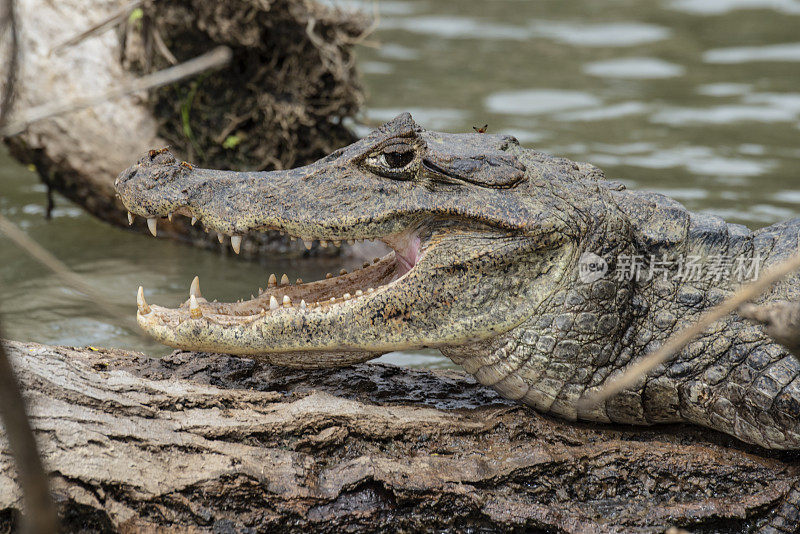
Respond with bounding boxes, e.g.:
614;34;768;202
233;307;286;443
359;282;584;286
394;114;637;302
383;230;421;275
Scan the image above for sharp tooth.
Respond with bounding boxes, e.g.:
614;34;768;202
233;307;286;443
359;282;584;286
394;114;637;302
191;217;197;226
295;278;303;284
347;239;355;245
218;234;225;244
270;295;279;310
283;295;292;307
280;274;289;285
168;213;173;222
320;240;328;247
147;218;157;237
190;276;201;298
231;235;242;254
136;286;151;314
333;240;341;247
303;239;313;250
326;273;333;279
136;286;150;313
343;293;351;300
300;299;307;310
268;273;277;287
355;290;363;296
127;212;135;225
189;294;202;318
339;269;348;275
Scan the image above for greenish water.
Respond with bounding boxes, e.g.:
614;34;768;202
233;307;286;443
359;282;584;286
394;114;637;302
2;0;800;367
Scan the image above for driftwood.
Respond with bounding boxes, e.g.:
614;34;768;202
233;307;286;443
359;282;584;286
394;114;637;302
1;0;367;258
1;340;798;533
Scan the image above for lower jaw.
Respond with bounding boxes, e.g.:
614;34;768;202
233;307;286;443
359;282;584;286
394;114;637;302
136;226;426;329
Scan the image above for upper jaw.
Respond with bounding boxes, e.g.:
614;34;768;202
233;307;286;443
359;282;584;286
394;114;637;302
115;150;419;250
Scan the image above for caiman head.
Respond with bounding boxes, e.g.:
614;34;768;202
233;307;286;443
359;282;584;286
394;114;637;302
115;113;626;369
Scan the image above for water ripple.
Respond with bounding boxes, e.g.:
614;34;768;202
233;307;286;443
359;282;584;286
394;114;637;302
669;0;800;15
589;146;775;177
583;57;685;78
530;21;671;47
555;102;650;122
704;42;800;63
380;16;530;40
651;105;796;125
697;83;753;96
485;89;600;115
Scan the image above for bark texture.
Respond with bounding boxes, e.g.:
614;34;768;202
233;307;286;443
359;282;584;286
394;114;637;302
1;0;368;258
1;340;798;533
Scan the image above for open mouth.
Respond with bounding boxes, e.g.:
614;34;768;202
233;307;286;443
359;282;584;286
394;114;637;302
134;211;425;329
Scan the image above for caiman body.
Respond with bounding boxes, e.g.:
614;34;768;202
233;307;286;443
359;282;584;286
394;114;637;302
116;113;800;450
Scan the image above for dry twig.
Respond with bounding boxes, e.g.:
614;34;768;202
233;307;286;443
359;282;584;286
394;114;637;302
48;0;143;56
0;1;59;531
1;45;232;137
0;214;138;330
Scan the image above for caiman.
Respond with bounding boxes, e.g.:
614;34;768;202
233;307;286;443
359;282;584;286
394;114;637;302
115;113;800;453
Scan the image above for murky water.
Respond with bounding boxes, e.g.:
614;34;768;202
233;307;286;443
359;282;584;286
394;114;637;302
2;0;800;367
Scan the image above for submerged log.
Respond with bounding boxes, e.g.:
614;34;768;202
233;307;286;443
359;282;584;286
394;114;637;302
0;340;798;532
1;0;368;258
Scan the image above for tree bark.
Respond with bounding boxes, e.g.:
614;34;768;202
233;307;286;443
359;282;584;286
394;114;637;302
0;340;798;533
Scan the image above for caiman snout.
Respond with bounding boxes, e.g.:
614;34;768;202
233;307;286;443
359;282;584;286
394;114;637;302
115;148;199;235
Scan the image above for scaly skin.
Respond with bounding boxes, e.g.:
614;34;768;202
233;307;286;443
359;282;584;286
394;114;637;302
116;113;800;451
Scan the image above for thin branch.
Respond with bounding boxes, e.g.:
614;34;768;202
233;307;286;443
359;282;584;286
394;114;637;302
579;251;800;410
152;27;178;65
1;45;232;137
48;0;143;56
0;214;139;332
0;0;19;127
0;339;59;534
0;1;58;531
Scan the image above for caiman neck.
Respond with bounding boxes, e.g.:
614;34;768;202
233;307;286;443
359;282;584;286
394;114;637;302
441;186;782;425
441;201;640;421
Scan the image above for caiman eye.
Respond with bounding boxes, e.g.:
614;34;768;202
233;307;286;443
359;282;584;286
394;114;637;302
379;149;414;169
361;140;419;178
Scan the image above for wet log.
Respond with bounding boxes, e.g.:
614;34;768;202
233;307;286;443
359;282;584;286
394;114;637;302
1;340;798;533
1;0;368;258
